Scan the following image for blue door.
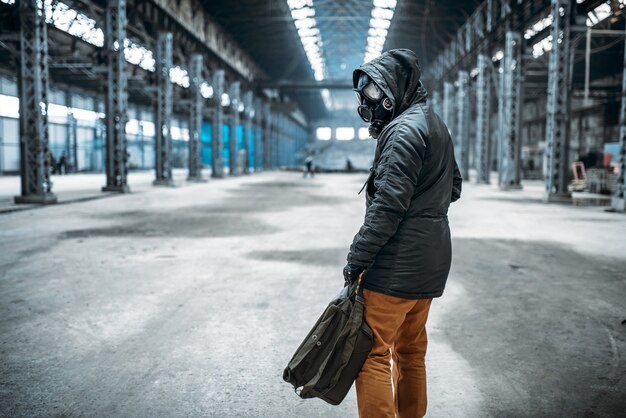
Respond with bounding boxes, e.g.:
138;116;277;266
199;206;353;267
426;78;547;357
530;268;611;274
201;122;212;166
222;124;230;168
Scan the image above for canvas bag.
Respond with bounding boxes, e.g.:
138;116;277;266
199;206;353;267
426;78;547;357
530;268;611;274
283;280;373;405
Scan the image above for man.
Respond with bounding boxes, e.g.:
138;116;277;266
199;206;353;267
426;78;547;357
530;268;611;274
303;154;315;178
58;152;68;175
343;49;462;418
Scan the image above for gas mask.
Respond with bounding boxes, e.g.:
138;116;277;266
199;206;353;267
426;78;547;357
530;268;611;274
354;73;393;139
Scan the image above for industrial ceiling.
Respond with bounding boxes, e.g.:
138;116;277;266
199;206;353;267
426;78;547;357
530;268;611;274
200;0;482;120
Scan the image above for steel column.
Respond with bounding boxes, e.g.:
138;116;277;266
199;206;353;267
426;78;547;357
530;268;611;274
496;56;505;184
254;97;263;171
228;81;240;175
456;71;470;181
15;0;57;204
475;54;491;184
211;69;225;178
243;91;253;174
66;93;78;174
544;0;572;202
442;81;455;138
272;113;279;167
612;28;626;211
263;102;271;169
102;0;130;193
499;31;523;190
276;114;282;167
431;90;441;116
187;54;204;181
136;109;146;168
95;116;105;171
154;32;174;186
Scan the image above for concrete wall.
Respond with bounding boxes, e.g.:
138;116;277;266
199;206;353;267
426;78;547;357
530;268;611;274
0;75;271;174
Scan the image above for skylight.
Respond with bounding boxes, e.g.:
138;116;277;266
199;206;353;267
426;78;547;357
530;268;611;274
169;66;190;88
364;0;397;63
124;39;155;71
43;0;104;47
529;0;626;58
524;14;552;40
200;83;214;99
2;1;234;106
287;0;326;80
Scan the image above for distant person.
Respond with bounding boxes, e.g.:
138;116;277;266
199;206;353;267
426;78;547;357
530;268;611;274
343;49;462;418
58;153;68;175
303;155;314;178
346;158;354;172
49;153;58;175
242;149;250;174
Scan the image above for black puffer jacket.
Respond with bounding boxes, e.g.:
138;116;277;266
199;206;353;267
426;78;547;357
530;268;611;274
347;49;462;299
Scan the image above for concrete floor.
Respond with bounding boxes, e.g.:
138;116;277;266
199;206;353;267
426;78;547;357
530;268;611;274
1;171;625;417
0;170;193;213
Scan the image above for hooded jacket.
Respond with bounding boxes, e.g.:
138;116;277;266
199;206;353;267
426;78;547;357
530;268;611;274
347;49;462;299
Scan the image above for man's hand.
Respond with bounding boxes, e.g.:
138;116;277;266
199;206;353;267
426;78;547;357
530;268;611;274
343;263;365;285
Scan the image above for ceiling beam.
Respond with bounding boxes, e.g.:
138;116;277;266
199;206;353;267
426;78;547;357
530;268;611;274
260;79;353;91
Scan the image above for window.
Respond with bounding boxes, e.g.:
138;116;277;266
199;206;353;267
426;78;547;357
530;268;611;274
0;94;19;118
316;127;331;141
336;127;354;140
125;119;141;135
358;127;370;140
142;121;156;137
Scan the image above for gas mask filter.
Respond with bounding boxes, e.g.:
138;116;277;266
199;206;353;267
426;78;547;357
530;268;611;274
354;73;393;139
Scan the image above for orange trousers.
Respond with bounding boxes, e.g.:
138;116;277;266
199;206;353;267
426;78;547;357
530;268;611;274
355;288;432;418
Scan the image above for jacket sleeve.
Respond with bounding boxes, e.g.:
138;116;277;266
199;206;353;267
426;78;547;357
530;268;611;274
451;159;462;202
347;126;426;268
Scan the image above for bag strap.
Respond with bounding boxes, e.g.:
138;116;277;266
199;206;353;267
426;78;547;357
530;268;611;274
348;278;363;299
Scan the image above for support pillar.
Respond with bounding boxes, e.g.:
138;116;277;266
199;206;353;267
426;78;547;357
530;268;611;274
102;0;130;193
66;93;78;174
456;71;470;181
187;54;204;181
544;0;572;202
499;31;523;190
243;91;253;174
497;58;504;182
228;81;240;175
275;114;282;167
431;89;441;116
442;81;455;138
354;124;362;141
263;102;271;169
612;27;626;211
154;32;174;186
475;54;491;184
211;70;225;178
95;115;105;172
15;0;57;204
254;97;263;171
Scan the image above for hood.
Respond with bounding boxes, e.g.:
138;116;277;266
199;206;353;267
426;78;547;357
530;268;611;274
353;49;428;120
